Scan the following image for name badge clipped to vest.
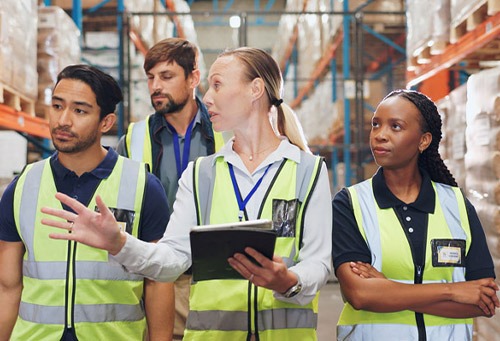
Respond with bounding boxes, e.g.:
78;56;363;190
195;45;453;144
431;239;466;267
272;199;300;237
95;206;136;234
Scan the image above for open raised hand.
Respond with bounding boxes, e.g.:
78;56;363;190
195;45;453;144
41;192;126;255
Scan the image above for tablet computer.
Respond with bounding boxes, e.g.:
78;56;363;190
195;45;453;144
190;219;276;281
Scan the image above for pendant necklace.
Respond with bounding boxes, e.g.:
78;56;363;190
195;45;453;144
241;143;279;162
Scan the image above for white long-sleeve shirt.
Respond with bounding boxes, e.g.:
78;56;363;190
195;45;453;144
113;138;333;305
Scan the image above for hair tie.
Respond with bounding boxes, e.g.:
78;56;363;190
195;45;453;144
273;98;283;107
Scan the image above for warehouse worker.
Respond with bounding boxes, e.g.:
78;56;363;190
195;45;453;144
332;89;499;340
42;47;333;340
116;37;223;340
0;64;174;340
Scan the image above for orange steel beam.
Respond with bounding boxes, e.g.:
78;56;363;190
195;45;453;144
164;0;186;39
290;32;344;109
129;28;149;56
406;11;500;88
0;104;50;139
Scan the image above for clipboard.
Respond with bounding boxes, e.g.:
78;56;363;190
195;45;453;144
189;219;276;281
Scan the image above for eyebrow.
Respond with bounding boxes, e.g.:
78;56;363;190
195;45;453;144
52;95;93;109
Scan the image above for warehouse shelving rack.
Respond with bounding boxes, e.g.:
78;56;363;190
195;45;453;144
2;1;497;187
406;11;500;88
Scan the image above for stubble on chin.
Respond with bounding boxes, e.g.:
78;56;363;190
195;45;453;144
152;96;189;117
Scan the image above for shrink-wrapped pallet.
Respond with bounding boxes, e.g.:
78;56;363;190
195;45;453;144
437;84;467;187
0;0;37;100
464;66;500;341
37;6;81;108
406;0;450;60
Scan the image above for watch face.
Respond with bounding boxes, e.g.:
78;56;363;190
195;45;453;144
285;283;302;298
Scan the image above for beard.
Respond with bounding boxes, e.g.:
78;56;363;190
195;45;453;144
151;92;189;116
51;126;98;154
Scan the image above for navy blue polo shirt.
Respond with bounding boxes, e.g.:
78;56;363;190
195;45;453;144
0;148;169;242
332;167;495;281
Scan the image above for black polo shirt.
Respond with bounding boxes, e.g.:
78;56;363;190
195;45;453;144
0;148;169;242
332;167;495;281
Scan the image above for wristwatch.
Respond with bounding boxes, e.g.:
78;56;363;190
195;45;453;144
283;281;302;298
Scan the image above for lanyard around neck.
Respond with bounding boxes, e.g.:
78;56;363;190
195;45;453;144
228;163;272;221
166;117;196;179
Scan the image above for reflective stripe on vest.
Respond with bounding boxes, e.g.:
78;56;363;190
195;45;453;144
12;156;147;341
126;115;224;171
187;153;322;341
126;117;153;168
338;179;473;341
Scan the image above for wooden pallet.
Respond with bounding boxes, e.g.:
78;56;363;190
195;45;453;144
0;83;35;116
451;0;500;43
410;39;449;67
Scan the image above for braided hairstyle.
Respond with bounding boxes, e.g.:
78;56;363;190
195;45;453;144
383;89;457;186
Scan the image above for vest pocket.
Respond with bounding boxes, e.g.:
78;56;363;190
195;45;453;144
272;199;300;237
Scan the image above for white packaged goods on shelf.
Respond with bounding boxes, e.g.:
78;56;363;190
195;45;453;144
0;131;27;178
37;6;81;106
463;66;500;339
437;83;467;188
0;0;37;100
85;31;120;49
406;0;450;59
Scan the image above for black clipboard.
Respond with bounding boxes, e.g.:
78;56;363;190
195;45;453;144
189;219;277;281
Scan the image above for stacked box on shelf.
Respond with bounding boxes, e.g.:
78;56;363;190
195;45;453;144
406;0;450;69
37;6;81;117
463;66;500;339
436;84;467;188
0;0;38;113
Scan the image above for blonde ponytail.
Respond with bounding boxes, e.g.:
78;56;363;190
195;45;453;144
278;103;310;153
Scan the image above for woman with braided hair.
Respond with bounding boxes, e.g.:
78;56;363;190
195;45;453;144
332;89;498;340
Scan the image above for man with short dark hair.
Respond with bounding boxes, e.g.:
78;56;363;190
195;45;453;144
0;64;173;340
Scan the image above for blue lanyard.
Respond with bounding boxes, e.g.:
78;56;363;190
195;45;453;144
228;163;272;221
166;117;196;179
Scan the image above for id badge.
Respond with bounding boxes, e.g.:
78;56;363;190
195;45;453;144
431;239;466;267
272;199;299;237
95;206;136;234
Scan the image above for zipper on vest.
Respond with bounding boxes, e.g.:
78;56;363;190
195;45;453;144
245;282;261;341
253;285;260;341
66;241;77;329
396;210;427;341
414;218;429;341
246;281;253;341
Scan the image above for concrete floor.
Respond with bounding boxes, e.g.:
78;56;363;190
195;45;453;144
317;281;344;341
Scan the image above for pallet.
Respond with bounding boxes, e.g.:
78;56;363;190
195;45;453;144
0;83;35;116
410;38;449;67
451;0;500;43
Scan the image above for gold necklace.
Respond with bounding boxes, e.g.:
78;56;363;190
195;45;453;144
237;143;279;162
